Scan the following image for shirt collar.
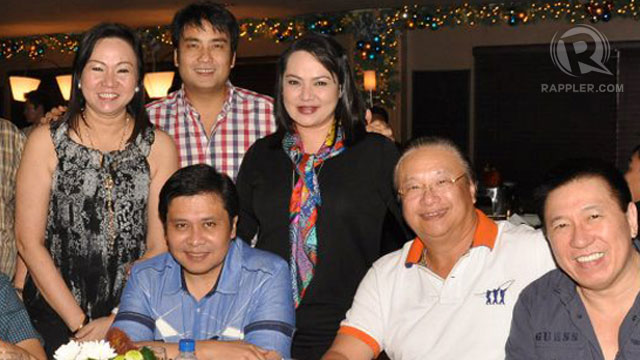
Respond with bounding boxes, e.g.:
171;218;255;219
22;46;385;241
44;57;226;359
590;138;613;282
178;81;241;115
167;238;243;296
405;209;498;267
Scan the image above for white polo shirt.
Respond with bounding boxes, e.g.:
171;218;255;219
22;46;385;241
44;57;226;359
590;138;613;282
339;210;555;360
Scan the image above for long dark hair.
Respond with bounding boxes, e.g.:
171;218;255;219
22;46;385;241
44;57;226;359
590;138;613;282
60;22;150;143
274;33;366;146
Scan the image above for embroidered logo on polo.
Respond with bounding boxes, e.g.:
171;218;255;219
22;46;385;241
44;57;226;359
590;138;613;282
477;280;515;305
535;331;579;343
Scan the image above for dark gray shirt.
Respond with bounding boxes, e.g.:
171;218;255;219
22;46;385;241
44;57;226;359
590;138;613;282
506;253;640;360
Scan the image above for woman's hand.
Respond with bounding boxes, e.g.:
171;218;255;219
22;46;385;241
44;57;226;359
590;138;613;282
74;315;115;341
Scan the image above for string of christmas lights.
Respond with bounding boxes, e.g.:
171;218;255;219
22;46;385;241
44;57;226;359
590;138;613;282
1;1;636;106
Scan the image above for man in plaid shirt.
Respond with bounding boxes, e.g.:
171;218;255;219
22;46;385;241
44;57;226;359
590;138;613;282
147;2;276;180
0;119;24;279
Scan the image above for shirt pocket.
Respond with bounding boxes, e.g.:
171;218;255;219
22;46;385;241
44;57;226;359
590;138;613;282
620;337;640;358
535;343;588;360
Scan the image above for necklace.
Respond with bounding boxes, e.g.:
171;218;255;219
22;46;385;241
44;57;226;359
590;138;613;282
79;112;130;251
80;112;130;154
419;249;429;267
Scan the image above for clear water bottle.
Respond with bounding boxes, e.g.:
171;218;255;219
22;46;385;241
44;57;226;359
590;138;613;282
175;339;197;360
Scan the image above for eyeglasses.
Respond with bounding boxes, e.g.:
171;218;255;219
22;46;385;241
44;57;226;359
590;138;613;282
398;173;467;200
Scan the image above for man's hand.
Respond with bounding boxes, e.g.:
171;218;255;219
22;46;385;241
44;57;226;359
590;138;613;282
365;109;395;141
207;341;279;360
41;105;68;125
74;315;115;341
0;339;46;360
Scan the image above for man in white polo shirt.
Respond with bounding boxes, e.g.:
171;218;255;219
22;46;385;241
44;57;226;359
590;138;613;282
321;137;556;360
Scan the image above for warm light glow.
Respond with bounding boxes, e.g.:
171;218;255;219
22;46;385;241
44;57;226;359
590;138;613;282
9;76;41;102
363;70;376;91
144;71;175;99
56;74;72;101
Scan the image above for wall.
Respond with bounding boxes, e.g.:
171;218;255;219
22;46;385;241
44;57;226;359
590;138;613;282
0;35;291;120
405;18;640;145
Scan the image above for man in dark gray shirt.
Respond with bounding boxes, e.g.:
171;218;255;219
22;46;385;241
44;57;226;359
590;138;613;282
506;159;640;360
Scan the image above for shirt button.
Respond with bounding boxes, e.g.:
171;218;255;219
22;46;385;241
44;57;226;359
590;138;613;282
577;314;583;319
197;308;201;313
633;315;638;321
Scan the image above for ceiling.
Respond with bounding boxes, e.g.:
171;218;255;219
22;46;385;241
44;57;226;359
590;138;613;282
0;0;472;38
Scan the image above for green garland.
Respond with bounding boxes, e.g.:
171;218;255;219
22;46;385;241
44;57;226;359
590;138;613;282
1;1;634;106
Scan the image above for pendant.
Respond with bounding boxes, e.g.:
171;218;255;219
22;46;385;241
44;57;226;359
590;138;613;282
104;176;114;190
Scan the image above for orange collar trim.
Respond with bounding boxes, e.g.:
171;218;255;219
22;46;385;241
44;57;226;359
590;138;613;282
405;209;498;266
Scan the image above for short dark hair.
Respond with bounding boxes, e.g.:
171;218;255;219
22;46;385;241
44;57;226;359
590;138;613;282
535;158;631;232
171;1;239;54
25;90;52;112
370;105;389;123
274;33;366;146
159;164;239;226
60;23;150;144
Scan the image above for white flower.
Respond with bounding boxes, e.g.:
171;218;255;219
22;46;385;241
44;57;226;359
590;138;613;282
54;340;82;360
54;340;117;360
77;340;117;360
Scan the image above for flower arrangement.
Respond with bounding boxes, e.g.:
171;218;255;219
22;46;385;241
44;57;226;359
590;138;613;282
53;340;117;360
54;328;157;360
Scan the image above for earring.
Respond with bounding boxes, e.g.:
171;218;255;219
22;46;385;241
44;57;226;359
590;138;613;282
78;82;82;89
135;86;139;93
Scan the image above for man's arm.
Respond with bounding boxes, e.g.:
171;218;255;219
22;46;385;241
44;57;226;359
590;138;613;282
0;340;45;360
111;264;155;341
323;265;385;360
136;340;278;360
322;334;374;360
0;275;46;360
243;257;295;358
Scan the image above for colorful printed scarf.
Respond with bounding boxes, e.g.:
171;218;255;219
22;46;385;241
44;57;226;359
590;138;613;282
283;124;345;307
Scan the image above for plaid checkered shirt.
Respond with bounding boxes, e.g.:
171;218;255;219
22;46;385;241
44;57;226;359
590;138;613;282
0;119;25;279
146;83;276;180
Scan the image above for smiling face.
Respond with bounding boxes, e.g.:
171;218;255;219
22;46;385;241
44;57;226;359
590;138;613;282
165;192;237;284
80;37;138;118
544;176;639;292
397;145;477;243
174;21;235;95
282;50;340;135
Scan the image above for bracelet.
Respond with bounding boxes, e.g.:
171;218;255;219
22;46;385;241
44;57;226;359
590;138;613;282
73;315;90;335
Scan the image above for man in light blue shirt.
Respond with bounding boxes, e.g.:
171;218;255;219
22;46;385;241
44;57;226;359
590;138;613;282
112;164;294;360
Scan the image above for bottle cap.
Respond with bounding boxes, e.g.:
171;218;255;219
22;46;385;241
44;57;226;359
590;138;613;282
178;339;195;352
